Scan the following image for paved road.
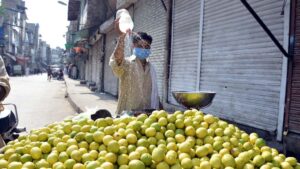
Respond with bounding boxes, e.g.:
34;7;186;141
5;74;76;131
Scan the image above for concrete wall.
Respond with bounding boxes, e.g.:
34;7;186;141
79;0;108;32
85;0;107;30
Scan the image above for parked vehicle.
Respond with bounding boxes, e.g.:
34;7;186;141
50;65;61;78
0;103;26;149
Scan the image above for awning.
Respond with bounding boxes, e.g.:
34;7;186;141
73;29;89;43
3;52;16;61
73;47;88;55
16;56;30;65
65;43;74;50
16;56;30;61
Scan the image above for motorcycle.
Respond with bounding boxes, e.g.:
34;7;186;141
0;103;26;149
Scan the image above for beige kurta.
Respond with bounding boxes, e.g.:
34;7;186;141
110;54;153;115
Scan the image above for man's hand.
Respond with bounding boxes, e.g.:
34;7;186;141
114;19;125;37
114;18;132;37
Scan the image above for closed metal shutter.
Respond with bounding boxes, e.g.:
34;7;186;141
91;42;97;83
85;53;92;81
103;30;118;96
88;54;92;81
133;0;169;99
288;0;300;133
168;0;201;104
85;62;89;81
79;60;85;80
200;0;284;131
96;39;103;89
91;39;102;88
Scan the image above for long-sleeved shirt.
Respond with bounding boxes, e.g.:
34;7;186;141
109;37;156;115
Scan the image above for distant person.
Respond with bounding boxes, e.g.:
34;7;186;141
47;66;52;81
58;69;64;80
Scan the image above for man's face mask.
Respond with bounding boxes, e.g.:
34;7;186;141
133;47;151;59
132;39;151;59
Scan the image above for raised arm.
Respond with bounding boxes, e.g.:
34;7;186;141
109;19;130;77
111;34;126;66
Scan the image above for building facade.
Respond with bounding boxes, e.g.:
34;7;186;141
51;47;64;65
24;23;39;71
1;0;27;74
38;40;52;66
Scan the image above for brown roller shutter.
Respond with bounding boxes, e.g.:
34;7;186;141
288;0;300;133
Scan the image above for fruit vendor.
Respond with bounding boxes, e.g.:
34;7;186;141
109;20;160;115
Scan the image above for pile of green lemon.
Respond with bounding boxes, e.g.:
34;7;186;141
0;110;299;169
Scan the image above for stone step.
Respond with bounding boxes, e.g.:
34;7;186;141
90;86;98;92
87;81;96;88
80;80;87;84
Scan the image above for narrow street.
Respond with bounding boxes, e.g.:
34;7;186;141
5;74;75;131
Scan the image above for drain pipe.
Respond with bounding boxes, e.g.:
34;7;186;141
196;0;205;90
283;59;293;154
101;35;106;92
163;0;173;105
283;0;296;154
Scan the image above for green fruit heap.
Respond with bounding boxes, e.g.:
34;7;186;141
0;109;299;169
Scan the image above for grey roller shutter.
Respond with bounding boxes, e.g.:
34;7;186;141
200;0;284;132
133;0;169;99
79;60;85;80
168;0;201;104
103;30;118;96
95;39;102;88
91;42;97;83
86;53;92;81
